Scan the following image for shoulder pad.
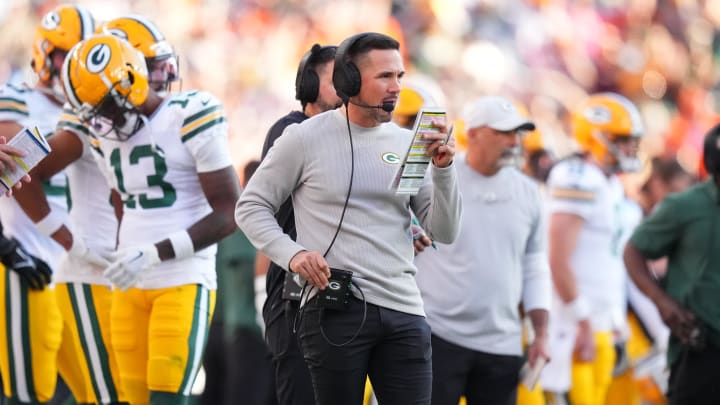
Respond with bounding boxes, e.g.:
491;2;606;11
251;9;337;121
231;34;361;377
172;90;226;143
548;158;601;201
0;84;30;117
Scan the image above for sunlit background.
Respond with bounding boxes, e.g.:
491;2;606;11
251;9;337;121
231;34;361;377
2;0;719;185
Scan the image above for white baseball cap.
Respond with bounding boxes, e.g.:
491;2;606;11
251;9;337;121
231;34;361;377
462;96;536;132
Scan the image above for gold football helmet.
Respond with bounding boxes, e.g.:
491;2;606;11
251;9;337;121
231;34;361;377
62;34;149;139
96;15;178;92
31;5;95;82
393;78;445;130
31;4;95;102
571;92;643;172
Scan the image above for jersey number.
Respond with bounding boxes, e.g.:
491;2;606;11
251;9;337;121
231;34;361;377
110;145;177;209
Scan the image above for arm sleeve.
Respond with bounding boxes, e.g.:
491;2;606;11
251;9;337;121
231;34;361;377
234;125;306;270
629;197;683;259
522;184;552;312
180;92;233;173
410;162;462;244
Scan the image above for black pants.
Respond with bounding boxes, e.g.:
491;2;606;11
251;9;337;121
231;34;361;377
431;334;523;405
264;301;315;405
201;322;276;405
668;343;720;405
298;296;432;405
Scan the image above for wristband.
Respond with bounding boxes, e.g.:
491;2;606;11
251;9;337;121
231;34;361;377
35;210;65;236
568;297;591;321
169;230;194;260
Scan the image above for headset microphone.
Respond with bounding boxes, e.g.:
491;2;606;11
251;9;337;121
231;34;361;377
349;100;395;113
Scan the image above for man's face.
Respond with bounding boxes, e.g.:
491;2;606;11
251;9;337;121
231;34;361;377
471;126;521;166
356;49;403;124
315;60;342;112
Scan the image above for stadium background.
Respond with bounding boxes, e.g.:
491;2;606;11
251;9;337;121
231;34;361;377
1;0;719;184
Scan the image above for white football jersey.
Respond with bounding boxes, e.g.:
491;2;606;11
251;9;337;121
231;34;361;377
0;83;67;267
54;107;119;285
89;90;233;290
546;156;626;331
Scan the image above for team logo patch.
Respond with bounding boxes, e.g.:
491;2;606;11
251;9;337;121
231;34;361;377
583;106;612;125
328;281;341;291
86;44;111;74
41;12;61;30
382;152;400;164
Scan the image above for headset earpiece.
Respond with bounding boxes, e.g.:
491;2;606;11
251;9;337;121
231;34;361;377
296;44;321;104
333;33;370;103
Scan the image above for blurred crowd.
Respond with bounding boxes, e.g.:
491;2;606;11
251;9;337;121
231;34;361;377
1;0;719;177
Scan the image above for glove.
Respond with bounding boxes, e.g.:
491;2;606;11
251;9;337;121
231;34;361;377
68;236;112;268
104;244;161;291
0;238;52;290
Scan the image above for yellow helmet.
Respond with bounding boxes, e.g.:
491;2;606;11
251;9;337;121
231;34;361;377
572;92;643;172
393;78;445;130
96;15;179;92
513;102;546;154
31;5;95;82
62;34;149;139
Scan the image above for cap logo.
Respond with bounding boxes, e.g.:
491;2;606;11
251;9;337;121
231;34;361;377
583;106;612;125
41;11;61;30
87;43;111;74
500;101;514;112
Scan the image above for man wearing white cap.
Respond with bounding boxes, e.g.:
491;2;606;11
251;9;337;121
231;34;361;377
416;96;551;405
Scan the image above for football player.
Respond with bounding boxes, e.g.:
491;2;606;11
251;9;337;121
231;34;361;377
541;93;643;405
61;34;240;405
13;15;182;405
0;5;95;404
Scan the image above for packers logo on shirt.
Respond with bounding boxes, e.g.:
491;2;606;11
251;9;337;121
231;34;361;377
382;152;400;164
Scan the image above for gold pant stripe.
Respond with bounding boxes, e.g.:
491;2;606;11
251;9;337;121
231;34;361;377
68;282;119;403
180;286;209;396
7;270;33;402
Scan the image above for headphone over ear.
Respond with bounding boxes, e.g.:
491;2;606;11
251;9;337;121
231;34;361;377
333;32;371;104
296;44;335;104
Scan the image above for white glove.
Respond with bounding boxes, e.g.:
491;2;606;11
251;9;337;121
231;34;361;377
104;245;161;291
68;237;112;268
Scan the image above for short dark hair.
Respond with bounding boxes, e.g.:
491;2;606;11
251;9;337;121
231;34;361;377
344;33;399;66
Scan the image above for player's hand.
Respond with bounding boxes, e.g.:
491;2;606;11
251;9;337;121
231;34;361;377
0;238;52;290
656;295;696;345
289;250;330;290
104;245;161;291
68;236;112;268
412;224;433;256
425;120;455;168
527;331;551;367
574;319;596;362
0;136;30;197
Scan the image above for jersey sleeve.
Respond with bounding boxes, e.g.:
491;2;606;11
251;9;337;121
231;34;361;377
629;196;683;259
57;104;91;138
0;84;30;123
177;91;232;173
547;159;598;220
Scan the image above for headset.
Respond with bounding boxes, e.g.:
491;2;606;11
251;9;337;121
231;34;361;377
295;43;336;104
333;33;370;103
333;32;396;112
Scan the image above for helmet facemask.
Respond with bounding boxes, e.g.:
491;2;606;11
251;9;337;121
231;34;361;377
592;130;642;173
146;53;179;94
81;89;145;141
